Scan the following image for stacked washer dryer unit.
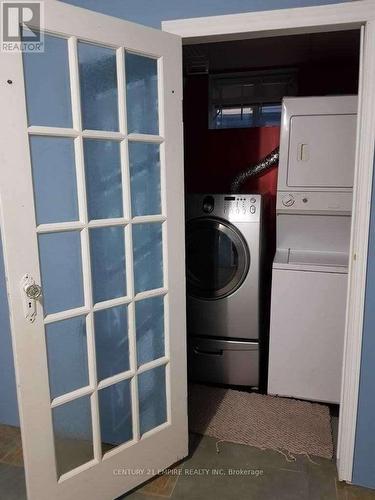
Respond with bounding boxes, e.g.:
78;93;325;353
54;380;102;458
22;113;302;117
186;194;262;387
268;95;357;404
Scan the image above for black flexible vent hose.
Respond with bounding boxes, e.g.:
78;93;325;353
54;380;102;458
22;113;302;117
230;147;279;193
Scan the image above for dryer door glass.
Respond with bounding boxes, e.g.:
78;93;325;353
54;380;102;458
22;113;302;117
187;218;250;299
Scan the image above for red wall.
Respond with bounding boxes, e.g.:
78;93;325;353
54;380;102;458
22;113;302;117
184;126;280;196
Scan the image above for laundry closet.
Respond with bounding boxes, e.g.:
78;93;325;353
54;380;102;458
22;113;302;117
183;30;360;407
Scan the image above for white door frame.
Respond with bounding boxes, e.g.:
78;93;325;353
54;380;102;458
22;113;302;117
163;0;375;483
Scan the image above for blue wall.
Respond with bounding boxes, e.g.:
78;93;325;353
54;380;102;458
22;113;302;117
352;154;375;489
60;0;352;28
0;232;19;426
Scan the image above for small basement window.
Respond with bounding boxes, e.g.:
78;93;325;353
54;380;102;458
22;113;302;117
209;69;297;129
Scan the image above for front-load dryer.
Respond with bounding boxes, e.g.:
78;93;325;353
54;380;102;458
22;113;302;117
186;193;262;387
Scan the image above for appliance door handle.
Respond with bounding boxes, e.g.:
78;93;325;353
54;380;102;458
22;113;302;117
193;346;223;356
297;142;309;161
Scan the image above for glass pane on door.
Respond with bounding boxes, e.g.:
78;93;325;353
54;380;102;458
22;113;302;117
138;365;167;436
89;226;127;303
23;33;73;127
94;305;130;381
38;231;84;315
125;52;159;135
133;223;163;293
78;42;119;132
83;139;123;221
136;296;165;367
52;396;94;477
30;136;79;225
129;142;161;216
99;379;133;453
46;316;89;399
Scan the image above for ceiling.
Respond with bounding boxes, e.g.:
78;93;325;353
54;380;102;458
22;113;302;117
183;29;360;74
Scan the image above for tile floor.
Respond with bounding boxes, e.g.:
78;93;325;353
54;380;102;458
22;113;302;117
1;421;375;500
123;428;375;500
0;424;23;467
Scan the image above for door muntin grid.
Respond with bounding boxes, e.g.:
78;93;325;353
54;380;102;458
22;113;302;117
22;32;170;480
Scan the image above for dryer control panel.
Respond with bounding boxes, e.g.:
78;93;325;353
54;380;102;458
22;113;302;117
223;195;260;222
187;194;261;223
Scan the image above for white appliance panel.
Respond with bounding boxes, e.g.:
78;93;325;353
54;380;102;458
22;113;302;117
268;269;347;404
276;191;353;214
276;95;357;194
276;214;352;253
287;114;356;188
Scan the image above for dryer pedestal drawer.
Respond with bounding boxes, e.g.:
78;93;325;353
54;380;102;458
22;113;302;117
188;337;259;387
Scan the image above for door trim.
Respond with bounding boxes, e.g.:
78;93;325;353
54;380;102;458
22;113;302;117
162;1;374;43
163;1;375;483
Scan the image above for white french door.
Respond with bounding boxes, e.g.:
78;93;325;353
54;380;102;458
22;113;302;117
0;1;187;499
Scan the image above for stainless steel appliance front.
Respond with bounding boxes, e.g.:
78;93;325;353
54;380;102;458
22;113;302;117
186;194;262;387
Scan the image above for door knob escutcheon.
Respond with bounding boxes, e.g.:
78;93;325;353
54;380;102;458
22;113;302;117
21;274;42;323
